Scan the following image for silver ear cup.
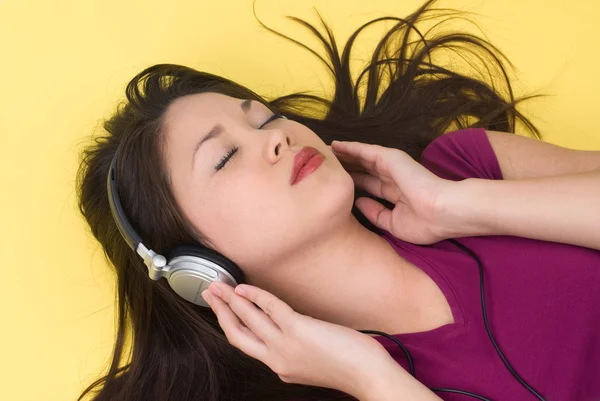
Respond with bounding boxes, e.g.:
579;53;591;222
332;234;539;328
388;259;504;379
166;254;239;307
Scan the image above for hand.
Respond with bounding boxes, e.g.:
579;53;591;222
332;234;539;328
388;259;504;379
202;281;395;398
330;140;460;245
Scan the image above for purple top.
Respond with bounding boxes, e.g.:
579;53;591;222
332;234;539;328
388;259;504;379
372;128;600;400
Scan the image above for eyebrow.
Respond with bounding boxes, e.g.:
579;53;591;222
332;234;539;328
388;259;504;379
191;99;253;170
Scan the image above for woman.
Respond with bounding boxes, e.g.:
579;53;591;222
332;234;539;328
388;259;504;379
75;0;600;400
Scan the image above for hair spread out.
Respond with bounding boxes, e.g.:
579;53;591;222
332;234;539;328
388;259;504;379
75;1;541;400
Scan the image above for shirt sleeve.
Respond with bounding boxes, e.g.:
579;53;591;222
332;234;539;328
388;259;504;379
419;127;504;181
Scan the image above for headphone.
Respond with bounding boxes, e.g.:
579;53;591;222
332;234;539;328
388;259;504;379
106;147;547;401
107;151;245;308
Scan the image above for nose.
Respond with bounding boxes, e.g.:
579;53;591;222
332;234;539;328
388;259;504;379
265;128;293;163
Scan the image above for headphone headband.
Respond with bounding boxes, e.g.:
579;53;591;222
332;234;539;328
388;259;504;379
107;151;143;251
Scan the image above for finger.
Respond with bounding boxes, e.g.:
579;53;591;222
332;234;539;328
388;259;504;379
210;282;282;344
233;284;298;332
349;172;400;204
334;140;420;187
331;140;391;177
203;288;268;361
336;153;369;173
331;142;376;173
328;146;368;173
332;141;387;176
355;197;394;233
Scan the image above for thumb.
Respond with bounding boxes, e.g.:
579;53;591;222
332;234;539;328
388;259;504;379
355;197;393;233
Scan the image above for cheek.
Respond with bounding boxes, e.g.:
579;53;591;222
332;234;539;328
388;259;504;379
191;164;355;269
203;175;287;246
205;177;295;269
224;173;281;211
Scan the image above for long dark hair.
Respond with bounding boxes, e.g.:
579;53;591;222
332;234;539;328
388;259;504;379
75;1;542;400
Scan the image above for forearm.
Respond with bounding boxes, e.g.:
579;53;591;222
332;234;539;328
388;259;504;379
356;358;443;401
445;170;600;251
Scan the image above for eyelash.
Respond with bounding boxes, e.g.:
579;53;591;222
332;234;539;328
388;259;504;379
214;111;284;171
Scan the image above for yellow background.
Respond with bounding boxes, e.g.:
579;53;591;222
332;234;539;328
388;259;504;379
1;1;599;400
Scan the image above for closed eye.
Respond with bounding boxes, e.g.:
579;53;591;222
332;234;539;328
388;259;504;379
214;112;285;171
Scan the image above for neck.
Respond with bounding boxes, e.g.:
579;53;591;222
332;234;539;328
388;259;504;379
246;217;436;335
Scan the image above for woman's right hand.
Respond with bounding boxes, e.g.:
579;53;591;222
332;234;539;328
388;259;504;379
328;140;461;245
202;281;396;399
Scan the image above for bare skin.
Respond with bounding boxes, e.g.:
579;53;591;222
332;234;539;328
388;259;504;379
162;92;454;336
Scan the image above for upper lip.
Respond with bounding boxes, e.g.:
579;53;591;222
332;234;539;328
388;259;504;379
290;146;322;184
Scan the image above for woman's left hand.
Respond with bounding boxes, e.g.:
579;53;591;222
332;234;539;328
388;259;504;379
202;282;399;399
330;140;462;245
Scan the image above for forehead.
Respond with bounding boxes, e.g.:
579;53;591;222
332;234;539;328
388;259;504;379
165;92;234;129
164;92;239;159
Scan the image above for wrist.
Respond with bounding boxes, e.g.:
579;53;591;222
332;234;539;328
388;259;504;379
353;357;404;401
437;178;491;239
355;357;442;401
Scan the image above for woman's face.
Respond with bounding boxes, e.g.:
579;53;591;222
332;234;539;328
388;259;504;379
163;92;354;278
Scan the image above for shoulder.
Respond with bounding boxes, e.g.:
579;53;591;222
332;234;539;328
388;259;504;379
419;127;503;181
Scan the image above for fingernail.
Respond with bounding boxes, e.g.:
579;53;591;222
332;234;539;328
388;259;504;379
209;284;222;297
201;289;212;304
234;285;247;297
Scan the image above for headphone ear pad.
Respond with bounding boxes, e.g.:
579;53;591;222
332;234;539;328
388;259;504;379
167;244;245;285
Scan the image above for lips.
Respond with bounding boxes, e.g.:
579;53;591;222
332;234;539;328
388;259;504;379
290;146;324;185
